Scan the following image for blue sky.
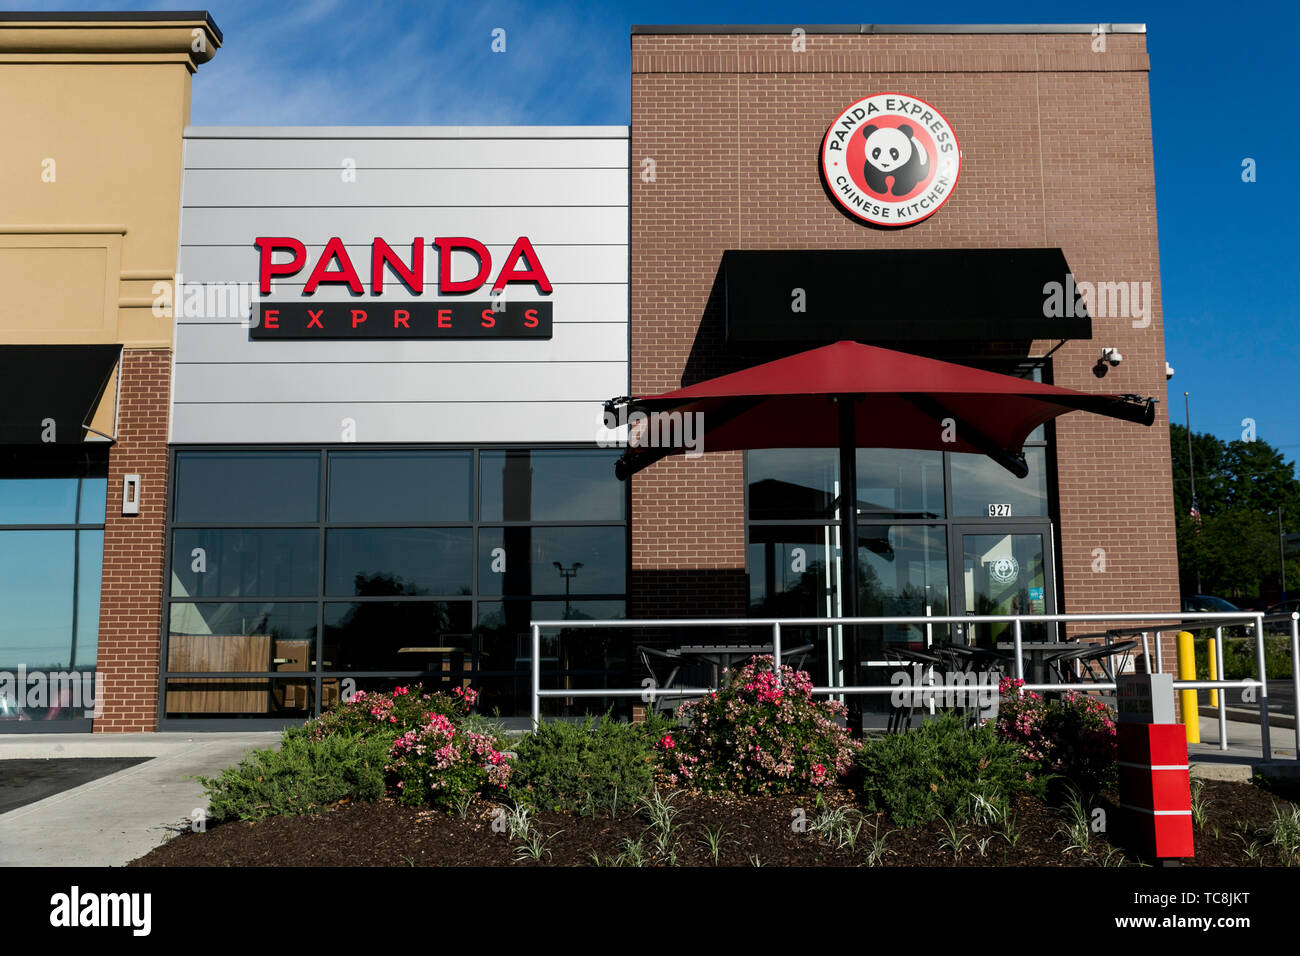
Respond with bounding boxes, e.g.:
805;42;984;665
21;0;1300;459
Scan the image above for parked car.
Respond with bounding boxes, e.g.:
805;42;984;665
1264;597;1300;635
1180;595;1254;636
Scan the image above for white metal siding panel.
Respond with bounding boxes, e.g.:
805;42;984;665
173;128;629;445
182;168;629;207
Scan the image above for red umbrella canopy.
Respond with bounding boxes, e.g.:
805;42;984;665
610;340;1155;478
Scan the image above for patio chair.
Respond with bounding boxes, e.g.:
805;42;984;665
636;645;691;715
1066;639;1141;684
779;642;815;672
883;645;946;734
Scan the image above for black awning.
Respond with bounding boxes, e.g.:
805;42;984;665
0;345;121;444
723;248;1092;346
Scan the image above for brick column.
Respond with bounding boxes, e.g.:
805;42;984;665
95;349;171;732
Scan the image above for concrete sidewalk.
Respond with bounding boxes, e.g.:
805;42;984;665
0;732;280;866
1189;714;1300;782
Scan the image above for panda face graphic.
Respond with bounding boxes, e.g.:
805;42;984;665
860;123;930;198
865;126;913;172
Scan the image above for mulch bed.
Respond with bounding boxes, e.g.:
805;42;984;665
131;779;1299;867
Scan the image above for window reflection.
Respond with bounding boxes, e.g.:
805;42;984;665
172;529;319;598
328;450;471;523
0;465;106;723
950;447;1048;517
174;451;320;524
478;526;626;596
475;599;626;716
480;449;625;522
747;449;838;519
0;479;78;524
323;601;472;675
0;530;76;670
856;449;945;518
325;528;472;597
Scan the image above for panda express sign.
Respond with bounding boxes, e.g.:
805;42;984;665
250;235;553;339
821;93;961;227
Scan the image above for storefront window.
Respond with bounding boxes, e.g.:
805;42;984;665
0;530;77;670
325;527;472;597
323;601;473;673
747;449;837;520
476;526;626;596
480;449;627;522
171;529;319;598
0;464;106;726
174;451;320;524
950;447;1049;517
475;598;628;716
0;478;80;524
328;450;471;523
164;447;627;721
857;449;945;519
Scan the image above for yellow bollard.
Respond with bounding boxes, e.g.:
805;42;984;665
1207;636;1218;708
1177;631;1200;743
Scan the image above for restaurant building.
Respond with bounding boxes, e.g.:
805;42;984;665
0;15;1179;732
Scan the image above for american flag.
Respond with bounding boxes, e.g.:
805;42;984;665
1189;495;1201;521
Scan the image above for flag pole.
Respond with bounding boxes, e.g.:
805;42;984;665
1184;391;1201;593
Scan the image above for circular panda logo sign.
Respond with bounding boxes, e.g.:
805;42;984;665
821;92;961;226
989;556;1020;587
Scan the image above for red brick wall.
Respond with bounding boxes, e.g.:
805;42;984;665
94;348;170;732
629;31;1180;659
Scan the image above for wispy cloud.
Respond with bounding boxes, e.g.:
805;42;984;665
10;0;631;125
191;0;631;125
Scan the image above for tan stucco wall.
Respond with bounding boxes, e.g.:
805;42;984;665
0;18;219;347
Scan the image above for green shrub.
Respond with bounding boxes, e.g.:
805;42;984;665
857;713;1039;827
1194;636;1291;680
199;732;389;823
508;713;674;812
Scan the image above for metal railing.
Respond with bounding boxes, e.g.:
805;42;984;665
529;610;1300;764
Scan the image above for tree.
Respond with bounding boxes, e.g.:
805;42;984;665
1169;424;1300;603
1169;424;1230;517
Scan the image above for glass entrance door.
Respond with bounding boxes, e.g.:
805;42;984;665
952;525;1055;650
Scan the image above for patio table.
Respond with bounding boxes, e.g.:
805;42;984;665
995;641;1085;685
663;643;814;686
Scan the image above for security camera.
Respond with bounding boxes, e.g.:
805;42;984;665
1165;361;1175;381
1100;348;1123;367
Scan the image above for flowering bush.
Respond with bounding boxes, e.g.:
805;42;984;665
308;684;477;743
307;684;512;810
388;711;512;809
659;656;859;794
995;677;1117;794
